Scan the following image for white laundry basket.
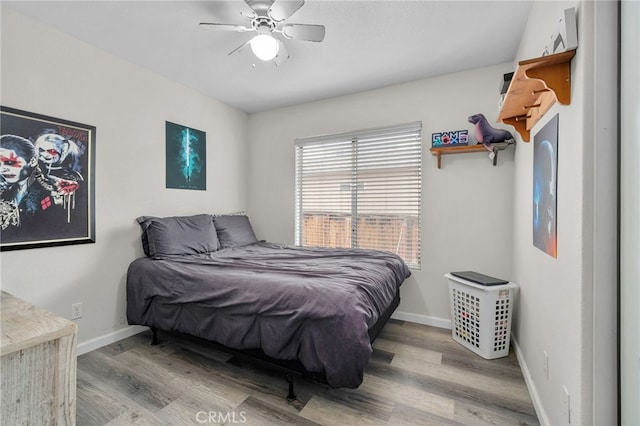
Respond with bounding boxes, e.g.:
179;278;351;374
446;272;517;359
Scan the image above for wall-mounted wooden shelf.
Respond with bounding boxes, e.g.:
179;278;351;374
429;141;514;169
498;49;576;142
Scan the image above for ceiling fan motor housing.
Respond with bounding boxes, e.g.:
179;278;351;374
252;16;277;33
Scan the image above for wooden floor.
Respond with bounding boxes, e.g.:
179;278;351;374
76;320;539;425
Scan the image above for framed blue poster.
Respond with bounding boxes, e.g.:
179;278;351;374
533;114;558;258
165;121;206;191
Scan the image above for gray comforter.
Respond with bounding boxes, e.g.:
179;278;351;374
126;242;410;388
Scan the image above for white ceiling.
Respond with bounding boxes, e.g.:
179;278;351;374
4;0;533;114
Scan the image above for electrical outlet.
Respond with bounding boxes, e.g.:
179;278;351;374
563;385;571;424
543;350;549;380
71;302;83;319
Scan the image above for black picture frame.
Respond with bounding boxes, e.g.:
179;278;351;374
0;106;96;251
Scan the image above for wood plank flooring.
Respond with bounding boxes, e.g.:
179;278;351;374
76;320;539;425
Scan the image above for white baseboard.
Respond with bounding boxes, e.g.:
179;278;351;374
511;336;549;426
392;310;452;330
77;325;148;356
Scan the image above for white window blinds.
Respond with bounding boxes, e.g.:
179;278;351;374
295;122;422;268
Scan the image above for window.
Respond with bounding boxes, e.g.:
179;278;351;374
295;122;422;268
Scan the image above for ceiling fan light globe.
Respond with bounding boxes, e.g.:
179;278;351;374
250;34;279;61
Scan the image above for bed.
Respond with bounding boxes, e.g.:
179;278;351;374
126;214;411;396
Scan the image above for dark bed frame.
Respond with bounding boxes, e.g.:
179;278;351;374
148;290;400;401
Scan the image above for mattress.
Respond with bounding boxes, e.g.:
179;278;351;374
126;242;410;388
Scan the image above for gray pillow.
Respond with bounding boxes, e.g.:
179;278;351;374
136;214;219;258
213;215;258;248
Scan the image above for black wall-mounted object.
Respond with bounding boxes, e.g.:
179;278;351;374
500;72;514;95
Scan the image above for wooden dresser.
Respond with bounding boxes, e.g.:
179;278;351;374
1;291;77;425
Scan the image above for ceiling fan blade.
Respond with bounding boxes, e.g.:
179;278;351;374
269;0;305;22
245;0;274;16
281;23;325;42
273;40;289;66
200;22;250;32
228;39;251;56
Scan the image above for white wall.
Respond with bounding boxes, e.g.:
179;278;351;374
590;2;619;424
0;7;249;347
247;63;516;325
510;1;618;425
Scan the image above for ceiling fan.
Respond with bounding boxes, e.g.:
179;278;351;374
200;0;326;65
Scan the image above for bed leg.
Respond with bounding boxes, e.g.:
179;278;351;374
286;375;297;402
150;327;159;346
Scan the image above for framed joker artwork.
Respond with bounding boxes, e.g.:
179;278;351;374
0;106;96;251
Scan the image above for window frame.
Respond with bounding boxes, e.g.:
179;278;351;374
294;122;422;268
